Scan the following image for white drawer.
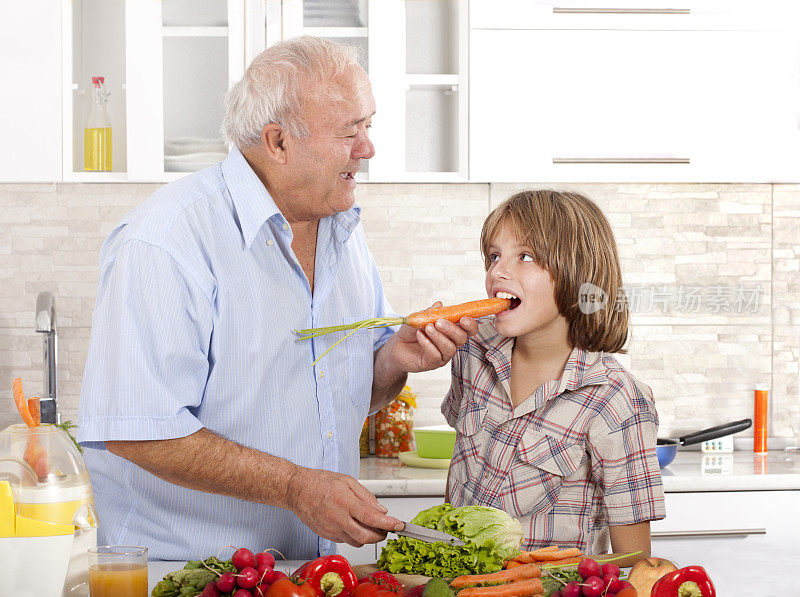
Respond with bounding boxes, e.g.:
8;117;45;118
470;0;799;32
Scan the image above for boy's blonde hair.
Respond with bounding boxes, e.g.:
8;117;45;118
480;189;629;353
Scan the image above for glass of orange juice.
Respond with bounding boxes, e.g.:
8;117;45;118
88;545;148;597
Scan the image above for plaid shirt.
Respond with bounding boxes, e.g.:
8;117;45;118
442;320;666;554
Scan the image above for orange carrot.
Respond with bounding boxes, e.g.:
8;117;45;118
27;397;41;426
456;579;543;597
404;298;511;328
504;560;523;569
540;556;584;567
522;548;582;562
12;378;37;428
450;564;541;589
295;298;512;365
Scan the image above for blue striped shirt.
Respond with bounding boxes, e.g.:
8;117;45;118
77;147;395;560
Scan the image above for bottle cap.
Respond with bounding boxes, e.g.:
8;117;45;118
754;383;770;391
91;76;105;85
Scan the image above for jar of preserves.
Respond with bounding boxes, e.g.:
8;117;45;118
359;417;371;458
375;385;416;458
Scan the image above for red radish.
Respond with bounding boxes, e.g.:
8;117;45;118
562;582;581;597
272;571;289;583
235;591;254;597
551;592;563;597
617;580;632;589
581;576;605;597
233;548;257;570
257;552;276;569
202;582;222;597
238;567;261;589
257;564;275;585
603;574;623;593
217;573;236;592
577;559;602;580
256;583;271;597
601;563;621;578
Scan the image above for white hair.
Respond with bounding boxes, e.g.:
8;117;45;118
221;36;361;149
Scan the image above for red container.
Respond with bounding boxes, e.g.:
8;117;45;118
753;384;769;454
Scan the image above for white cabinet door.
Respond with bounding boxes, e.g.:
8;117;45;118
0;3;62;182
469;29;800;182
651;491;800;596
336;542;378;566
470;0;800;32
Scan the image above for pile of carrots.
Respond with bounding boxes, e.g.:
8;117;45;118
12;377;48;478
504;546;584;569
450;563;544;597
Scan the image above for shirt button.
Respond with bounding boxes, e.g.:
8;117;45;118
319;371;324;378
327;431;333;440
282;223;289;231
266;239;273;246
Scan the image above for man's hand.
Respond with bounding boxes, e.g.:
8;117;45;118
287;466;403;547
387;302;479;374
371;302;479;411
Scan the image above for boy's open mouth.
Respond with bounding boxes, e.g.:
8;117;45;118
495;291;521;310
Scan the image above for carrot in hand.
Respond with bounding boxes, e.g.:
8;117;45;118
451;563;541;589
456;579;544;597
295;298;511;365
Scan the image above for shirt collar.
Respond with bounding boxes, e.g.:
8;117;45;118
220;146;281;248
474;321;610;408
220;146;362;247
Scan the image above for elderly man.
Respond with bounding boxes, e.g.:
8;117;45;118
77;37;477;560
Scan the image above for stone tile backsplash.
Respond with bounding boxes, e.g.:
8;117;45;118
0;182;798;439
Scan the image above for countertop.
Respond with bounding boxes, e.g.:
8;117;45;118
359;449;800;495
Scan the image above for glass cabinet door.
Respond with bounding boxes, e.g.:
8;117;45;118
125;0;245;179
161;0;244;173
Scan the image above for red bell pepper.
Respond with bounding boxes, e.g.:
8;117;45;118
650;565;716;597
295;555;359;597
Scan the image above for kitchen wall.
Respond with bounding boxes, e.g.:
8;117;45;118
1;182;798;439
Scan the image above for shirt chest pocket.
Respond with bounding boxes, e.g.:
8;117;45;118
500;430;586;518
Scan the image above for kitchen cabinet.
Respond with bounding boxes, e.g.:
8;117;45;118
0;3;62;182
651;490;800;595
51;0;466;183
469;3;800;183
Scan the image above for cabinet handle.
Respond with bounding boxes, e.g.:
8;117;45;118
553;157;690;164
652;527;766;538
553;8;691;14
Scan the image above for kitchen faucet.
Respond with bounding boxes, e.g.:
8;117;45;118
35;291;58;424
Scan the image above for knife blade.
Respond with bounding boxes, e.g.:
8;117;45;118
395;521;466;546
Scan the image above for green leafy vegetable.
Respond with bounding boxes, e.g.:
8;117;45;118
377;503;523;577
433;506;523;563
151;556;235;597
55;420;82;453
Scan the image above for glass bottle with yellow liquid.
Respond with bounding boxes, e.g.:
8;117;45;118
84;76;112;171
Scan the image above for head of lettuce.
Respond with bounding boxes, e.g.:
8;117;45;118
377;503;523;577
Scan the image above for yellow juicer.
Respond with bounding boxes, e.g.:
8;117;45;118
0;423;98;596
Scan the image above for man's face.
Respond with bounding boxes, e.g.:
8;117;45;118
284;64;376;220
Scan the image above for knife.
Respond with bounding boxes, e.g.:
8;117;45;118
395;521;466;546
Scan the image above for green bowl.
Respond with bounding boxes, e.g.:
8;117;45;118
413;425;456;459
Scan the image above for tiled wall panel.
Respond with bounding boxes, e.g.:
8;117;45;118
0;181;798;441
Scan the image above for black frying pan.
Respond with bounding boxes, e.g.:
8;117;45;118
656;419;752;468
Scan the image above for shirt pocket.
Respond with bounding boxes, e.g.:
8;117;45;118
347;331;374;409
500;429;586;518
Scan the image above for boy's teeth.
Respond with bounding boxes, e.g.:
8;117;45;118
496;291;518;300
